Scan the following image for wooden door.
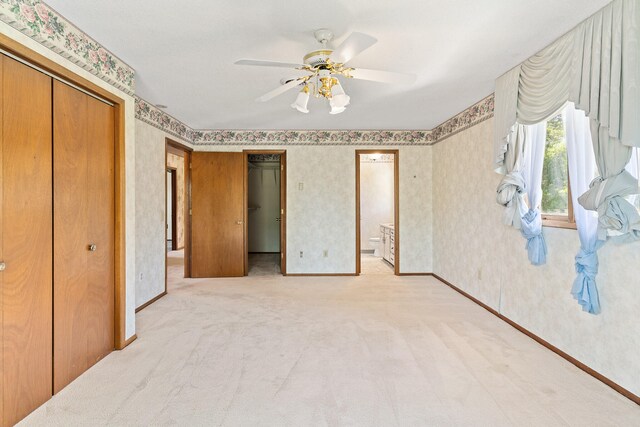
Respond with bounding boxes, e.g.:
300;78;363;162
1;55;53;427
53;81;115;393
191;152;245;277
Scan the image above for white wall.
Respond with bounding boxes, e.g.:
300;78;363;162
248;162;281;253
135;121;167;307
197;145;433;274
360;158;394;250
432;118;640;396
0;22;138;340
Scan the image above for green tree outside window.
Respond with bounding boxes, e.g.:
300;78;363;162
541;114;569;215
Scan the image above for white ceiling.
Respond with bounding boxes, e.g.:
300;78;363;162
46;0;611;130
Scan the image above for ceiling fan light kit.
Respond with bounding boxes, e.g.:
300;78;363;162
291;85;310;113
235;28;416;116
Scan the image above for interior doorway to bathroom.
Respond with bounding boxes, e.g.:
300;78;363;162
356;150;399;275
244;150;287;276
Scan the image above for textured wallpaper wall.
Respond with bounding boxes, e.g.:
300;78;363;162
135;121;192;308
135;122;166;308
432;118;640;396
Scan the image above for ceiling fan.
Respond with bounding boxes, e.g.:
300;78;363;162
235;29;416;115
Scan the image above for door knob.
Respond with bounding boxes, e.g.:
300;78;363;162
0;262;5;271
88;244;97;252
276;218;281;222
236;220;243;225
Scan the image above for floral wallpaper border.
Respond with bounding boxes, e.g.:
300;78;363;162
135;97;197;143
135;94;495;146
0;0;135;95
431;94;494;145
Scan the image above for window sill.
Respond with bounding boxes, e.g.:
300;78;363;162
542;217;577;230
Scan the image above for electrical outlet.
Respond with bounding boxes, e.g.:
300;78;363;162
477;268;482;280
300;251;303;258
139;272;144;281
298;182;304;190
323;250;328;258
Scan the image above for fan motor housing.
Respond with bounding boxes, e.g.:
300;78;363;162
303;49;333;68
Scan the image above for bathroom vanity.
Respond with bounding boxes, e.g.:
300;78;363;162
380;224;395;266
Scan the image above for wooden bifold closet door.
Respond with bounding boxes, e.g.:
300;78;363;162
0;55;115;426
191;152;245;277
53;80;115;393
0;56;54;427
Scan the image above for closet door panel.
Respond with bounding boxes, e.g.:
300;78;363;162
2;56;53;427
53;80;89;393
85;95;115;367
0;54;3;426
53;81;115;393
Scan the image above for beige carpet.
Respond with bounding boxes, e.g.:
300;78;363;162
21;253;639;426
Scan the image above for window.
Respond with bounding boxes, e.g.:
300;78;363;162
541;113;576;229
540;110;640;230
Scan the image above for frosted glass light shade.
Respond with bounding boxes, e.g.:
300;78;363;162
329;105;346;114
331;82;350;108
291;90;310;113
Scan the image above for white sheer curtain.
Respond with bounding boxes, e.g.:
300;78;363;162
520;122;548;265
495;122;548;265
565;103;603;314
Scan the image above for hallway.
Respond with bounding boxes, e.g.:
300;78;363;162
21;253;639;425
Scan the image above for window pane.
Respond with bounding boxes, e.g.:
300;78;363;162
541;114;569;216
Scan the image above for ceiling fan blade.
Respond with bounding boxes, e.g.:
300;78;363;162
256;78;306;102
329;32;377;65
348;68;416;85
235;59;305;69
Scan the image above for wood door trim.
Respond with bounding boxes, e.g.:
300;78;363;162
355;149;400;276
0;35;129;351
167;144;186;157
165;138;191;281
123;334;137;347
134;291;167;313
243;150;287;276
166;138;193;152
168;170;178;251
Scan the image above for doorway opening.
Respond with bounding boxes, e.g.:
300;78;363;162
165;139;192;286
244;150;287;276
356;150;399;275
